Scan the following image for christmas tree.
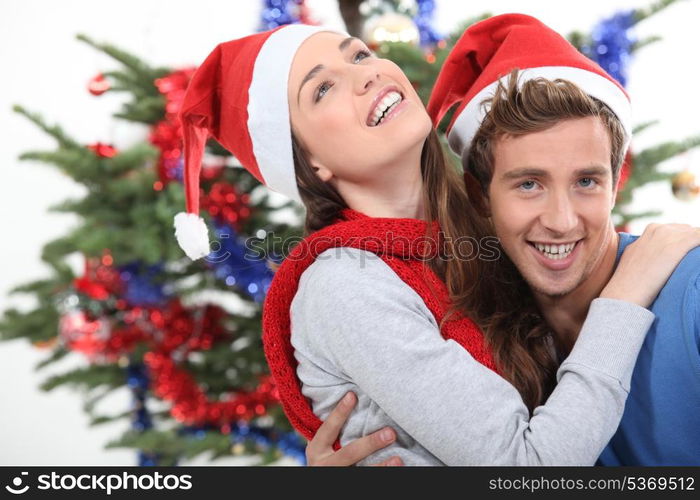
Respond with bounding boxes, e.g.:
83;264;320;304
1;0;697;466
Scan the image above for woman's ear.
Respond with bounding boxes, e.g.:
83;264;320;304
311;161;334;183
464;169;491;217
291;128;334;183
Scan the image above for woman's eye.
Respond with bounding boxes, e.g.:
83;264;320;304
519;180;538;191
578;177;596;188
314;50;371;102
353;49;372;63
314;81;333;102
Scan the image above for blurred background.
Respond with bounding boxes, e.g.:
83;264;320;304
1;0;698;466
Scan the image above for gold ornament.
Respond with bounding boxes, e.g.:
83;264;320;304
266;259;280;273
671;170;699;201
363;13;420;49
33;337;58;349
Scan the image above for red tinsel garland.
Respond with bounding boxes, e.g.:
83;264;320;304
64;254;278;425
144;351;278;426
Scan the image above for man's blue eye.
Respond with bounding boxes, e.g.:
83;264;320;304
579;177;596;188
520;180;537;191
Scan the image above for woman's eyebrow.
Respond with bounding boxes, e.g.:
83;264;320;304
297;64;324;104
296;37;360;104
338;36;357;51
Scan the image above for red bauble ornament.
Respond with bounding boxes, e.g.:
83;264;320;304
88;73;111;96
74;255;124;299
200;182;252;229
87;142;118;158
59;310;149;362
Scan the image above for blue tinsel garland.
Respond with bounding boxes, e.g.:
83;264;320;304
583;10;636;87
259;0;302;31
414;0;442;47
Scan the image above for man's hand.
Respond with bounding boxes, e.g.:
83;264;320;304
306;392;403;466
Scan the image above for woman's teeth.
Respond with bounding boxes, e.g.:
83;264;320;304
533;241;577;260
370;91;402;126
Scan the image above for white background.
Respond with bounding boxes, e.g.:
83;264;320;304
1;0;698;465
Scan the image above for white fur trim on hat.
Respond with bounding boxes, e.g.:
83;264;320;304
247;24;348;203
448;66;633;164
174;212;211;261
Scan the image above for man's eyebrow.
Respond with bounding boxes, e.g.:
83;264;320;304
296;37;359;105
574;166;610;177
297;64;324;104
500;165;610;181
501;168;550;181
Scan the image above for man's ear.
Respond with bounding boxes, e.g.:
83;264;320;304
464;169;491;217
611;158;626;211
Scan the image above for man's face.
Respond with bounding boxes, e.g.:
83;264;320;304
487;116;618;298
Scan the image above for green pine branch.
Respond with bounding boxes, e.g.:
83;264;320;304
12;105;82;150
634;0;684;23
40;364;125;392
35;347;70;371
113;96;168;125
76;35;169;124
0;306;60;343
633;120;660;135
8;277;67;297
89;409;133;427
631;35;663;53
634;135;700;172
76;34;167;86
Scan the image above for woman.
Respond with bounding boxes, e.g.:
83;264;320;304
173;23;698;465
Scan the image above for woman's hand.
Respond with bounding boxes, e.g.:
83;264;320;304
601;223;700;307
306;392;403;466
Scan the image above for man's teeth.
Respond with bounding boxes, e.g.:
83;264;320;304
534;242;577;260
371;91;402;126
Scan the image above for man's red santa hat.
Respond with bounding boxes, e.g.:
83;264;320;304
173;24;346;260
427;13;632;162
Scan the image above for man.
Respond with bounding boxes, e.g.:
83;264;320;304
428;14;700;466
307;14;700;466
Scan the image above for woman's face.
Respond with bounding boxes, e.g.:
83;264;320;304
287;31;432;187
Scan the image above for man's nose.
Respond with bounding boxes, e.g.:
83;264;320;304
539;191;579;235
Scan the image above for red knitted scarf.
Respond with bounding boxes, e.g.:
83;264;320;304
262;208;496;443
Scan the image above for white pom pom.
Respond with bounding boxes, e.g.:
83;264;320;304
174;212;211;260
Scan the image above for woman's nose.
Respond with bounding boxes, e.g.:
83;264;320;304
354;65;380;95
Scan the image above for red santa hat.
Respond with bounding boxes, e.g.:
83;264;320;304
427;13;632;162
174;24;346;260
